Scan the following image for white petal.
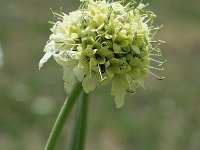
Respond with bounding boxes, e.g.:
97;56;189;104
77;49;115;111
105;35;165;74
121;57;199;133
53;54;65;66
82;76;96;93
111;75;125;95
63;67;77;94
73;66;85;81
44;40;55;52
114;90;126;108
111;75;127;108
39;51;53;70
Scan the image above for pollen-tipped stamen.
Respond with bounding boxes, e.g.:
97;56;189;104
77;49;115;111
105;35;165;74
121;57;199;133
148;70;165;80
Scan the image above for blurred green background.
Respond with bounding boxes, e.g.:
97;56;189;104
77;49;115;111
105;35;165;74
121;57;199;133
0;0;200;150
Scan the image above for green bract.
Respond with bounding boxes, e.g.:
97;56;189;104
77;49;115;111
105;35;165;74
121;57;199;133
40;0;165;108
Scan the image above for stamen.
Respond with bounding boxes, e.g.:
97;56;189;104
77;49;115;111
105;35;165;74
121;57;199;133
149;58;164;64
48;21;55;25
53;12;63;18
93;30;109;46
149;66;164;71
149;41;157;43
152;25;163;37
145;19;151;24
149;53;162;56
98;64;108;83
148;70;165;80
158;40;166;44
150;47;161;53
158;59;167;66
98;64;103;80
154;43;161;49
50;8;55;17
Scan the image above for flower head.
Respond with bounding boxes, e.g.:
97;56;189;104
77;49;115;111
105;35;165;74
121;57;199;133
40;0;165;108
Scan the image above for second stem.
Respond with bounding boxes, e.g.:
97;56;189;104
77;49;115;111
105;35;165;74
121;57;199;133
68;91;88;150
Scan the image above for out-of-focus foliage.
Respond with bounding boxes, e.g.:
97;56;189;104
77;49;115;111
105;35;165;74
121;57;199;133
0;0;200;150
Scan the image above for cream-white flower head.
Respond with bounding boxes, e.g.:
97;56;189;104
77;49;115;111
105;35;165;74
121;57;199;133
40;0;165;108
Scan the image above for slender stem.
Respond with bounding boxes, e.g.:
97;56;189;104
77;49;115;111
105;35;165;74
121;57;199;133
68;91;88;150
78;92;88;150
45;82;82;150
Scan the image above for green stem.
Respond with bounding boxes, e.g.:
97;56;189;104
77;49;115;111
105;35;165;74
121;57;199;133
68;92;88;150
78;92;88;150
45;82;82;150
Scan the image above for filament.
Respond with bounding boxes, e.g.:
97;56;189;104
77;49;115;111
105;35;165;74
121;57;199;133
148;70;165;80
149;66;164;71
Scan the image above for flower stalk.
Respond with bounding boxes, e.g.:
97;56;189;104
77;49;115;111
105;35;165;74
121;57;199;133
68;91;88;150
44;82;82;150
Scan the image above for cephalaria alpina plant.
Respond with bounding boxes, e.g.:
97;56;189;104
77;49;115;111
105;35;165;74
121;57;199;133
40;0;165;108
